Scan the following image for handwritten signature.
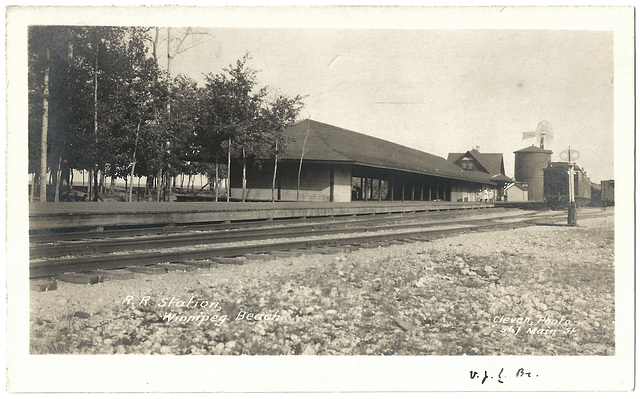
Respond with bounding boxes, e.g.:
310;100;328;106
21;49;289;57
470;368;538;384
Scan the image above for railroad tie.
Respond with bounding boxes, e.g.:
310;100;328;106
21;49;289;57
180;260;218;269
30;279;57;292
163;263;200;273
88;269;136;281
56;272;103;285
269;250;305;258
126;266;168;275
244;254;277;261
211;257;246;265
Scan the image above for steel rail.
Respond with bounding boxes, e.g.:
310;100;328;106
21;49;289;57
29;207;501;244
29;210;540;258
29;210;612;279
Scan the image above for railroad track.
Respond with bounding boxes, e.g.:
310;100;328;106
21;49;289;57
29;206;499;243
29;208;613;279
29;208;537;258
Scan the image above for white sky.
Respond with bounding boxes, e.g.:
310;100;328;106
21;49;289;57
166;27;615;182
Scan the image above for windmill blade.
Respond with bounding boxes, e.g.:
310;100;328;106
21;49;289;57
536;121;553;139
535;121;553;148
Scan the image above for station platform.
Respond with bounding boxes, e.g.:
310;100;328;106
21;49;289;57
493;201;548;210
29;201;494;231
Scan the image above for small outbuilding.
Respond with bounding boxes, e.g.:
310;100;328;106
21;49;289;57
230;119;500;202
504;182;529;202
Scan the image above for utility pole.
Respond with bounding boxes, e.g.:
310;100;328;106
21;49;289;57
565;147;579;226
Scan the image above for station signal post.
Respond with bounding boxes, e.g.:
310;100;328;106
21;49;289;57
562;147;579;226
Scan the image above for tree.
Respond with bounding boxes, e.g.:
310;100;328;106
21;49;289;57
260;94;305;201
28;26;74;202
28;26;170;202
196;55;306;202
164;74;202;195
197;55;266;202
142;27;210;201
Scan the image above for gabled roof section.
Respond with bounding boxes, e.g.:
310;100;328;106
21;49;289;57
448;149;506;176
469;149;505;176
280;119;496;184
446;153;465;163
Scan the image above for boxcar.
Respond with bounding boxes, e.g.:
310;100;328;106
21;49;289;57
543;162;592;209
600;179;615;206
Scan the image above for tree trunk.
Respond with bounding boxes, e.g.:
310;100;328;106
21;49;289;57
152;27;159;62
227;137;231;202
93;168;99;202
272;142;278;202
93;31;100;202
100;167;105;196
157;168;162;202
215;158;219;202
54;154;63;202
88;169;92;201
39;47;50;203
128;121;140;202
30;172;38;203
242;148;246;202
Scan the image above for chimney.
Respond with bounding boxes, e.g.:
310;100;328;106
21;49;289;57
474;146;480;151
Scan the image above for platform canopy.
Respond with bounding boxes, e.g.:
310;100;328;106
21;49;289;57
280;119;498;185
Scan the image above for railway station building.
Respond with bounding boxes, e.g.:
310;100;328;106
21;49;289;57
229;119;504;203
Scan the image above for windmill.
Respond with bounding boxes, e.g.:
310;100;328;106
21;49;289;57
522;120;554;149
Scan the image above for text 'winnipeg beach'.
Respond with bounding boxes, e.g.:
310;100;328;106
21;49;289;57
122;295;280;326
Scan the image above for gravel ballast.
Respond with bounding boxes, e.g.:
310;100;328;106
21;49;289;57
30;213;615;356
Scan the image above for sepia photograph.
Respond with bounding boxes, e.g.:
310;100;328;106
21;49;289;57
5;4;635;393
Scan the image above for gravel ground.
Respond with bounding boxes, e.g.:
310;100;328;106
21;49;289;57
30;212;615;356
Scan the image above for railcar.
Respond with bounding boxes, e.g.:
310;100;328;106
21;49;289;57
589;182;602;207
543;162;592;209
600;180;615;206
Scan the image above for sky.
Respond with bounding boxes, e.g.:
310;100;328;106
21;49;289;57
165;27;615;182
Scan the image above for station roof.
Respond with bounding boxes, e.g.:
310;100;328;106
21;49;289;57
280;119;497;185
